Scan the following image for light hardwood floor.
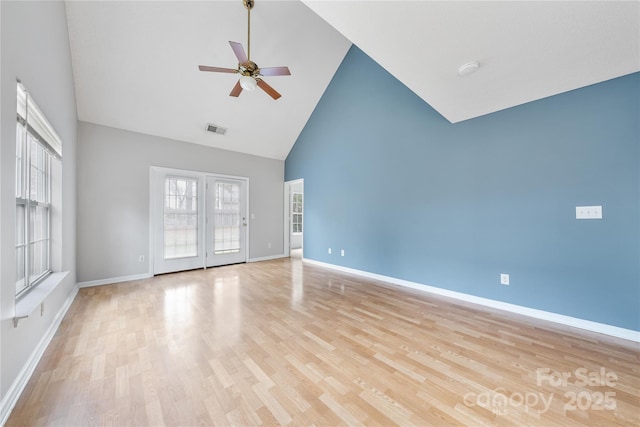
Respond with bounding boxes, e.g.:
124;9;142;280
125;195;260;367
7;257;640;426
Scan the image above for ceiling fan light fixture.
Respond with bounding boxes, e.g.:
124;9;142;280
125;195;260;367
240;75;257;91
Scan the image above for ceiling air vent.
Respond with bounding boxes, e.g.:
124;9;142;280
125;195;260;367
206;123;227;135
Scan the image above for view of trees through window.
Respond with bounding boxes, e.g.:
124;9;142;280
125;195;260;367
292;193;303;233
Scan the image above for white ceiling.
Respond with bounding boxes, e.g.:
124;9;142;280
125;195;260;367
66;1;640;160
303;0;640;123
65;1;351;160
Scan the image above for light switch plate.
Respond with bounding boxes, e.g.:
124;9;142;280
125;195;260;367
576;206;602;219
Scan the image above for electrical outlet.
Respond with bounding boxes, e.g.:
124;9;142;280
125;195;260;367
328;248;332;255
268;242;272;249
500;274;510;285
340;249;345;257
139;255;145;263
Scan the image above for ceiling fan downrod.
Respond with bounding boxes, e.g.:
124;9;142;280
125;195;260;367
244;0;254;62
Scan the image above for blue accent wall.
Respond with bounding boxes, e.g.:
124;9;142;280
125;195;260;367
285;46;640;331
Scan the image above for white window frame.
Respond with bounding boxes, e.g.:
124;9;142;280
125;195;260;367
292;192;303;235
15;82;62;297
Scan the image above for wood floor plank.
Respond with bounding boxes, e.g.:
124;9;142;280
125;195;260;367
319;392;362;426
5;257;639;426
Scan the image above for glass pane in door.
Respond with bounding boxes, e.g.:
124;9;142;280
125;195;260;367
164;176;198;259
214;182;240;254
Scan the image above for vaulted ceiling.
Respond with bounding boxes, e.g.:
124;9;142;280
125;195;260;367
66;1;640;160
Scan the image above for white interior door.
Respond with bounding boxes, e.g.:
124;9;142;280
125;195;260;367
153;170;205;275
206;176;248;267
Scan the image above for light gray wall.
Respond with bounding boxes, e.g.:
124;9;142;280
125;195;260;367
1;1;78;398
77;122;284;283
290;181;303;249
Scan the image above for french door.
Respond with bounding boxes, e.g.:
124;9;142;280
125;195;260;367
152;168;248;275
206;177;247;267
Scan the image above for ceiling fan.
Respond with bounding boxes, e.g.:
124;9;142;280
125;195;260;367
199;0;291;100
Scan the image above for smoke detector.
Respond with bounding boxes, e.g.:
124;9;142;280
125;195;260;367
206;123;227;135
458;62;479;76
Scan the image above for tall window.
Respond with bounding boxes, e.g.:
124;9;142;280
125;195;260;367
15;82;62;296
292;193;303;234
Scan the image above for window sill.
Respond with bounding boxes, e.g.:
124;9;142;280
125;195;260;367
292;232;303;236
14;271;69;327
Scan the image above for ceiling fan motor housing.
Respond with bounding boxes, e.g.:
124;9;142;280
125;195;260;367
239;61;259;77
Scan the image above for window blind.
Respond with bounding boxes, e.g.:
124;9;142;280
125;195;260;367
17;82;62;159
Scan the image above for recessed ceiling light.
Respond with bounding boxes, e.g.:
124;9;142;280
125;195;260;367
458;62;479;76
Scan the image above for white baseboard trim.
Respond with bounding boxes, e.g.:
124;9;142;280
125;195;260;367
303;259;640;343
0;285;79;426
249;254;287;263
77;272;152;288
